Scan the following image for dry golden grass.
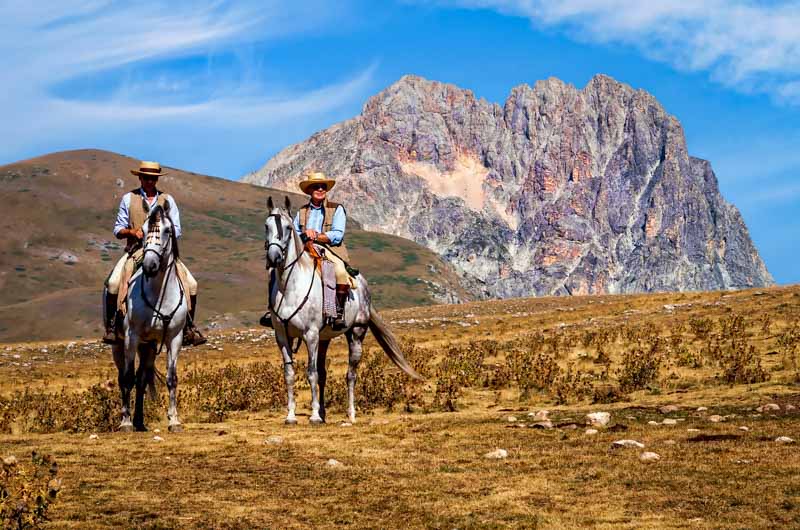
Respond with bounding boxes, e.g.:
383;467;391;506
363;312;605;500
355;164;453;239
2;285;800;528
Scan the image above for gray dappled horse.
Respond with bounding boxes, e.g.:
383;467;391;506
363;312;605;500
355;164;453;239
265;196;422;424
112;201;188;432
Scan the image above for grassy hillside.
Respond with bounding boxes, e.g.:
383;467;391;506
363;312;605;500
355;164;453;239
0;149;468;342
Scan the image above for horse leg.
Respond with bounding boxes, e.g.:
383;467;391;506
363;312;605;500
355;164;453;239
118;332;138;432
317;340;330;423
305;330;324;424
345;325;368;423
166;332;184;432
133;343;154;431
275;328;298;425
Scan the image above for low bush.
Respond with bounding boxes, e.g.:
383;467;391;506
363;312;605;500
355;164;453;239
1;452;61;528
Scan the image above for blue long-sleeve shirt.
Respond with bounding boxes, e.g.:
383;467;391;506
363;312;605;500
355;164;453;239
113;188;182;238
293;203;346;245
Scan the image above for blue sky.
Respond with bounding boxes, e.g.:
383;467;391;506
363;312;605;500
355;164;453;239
1;1;798;284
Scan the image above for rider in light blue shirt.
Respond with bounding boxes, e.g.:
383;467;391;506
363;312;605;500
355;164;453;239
293;203;345;244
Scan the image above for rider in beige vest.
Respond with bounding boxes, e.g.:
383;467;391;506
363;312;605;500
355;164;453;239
261;171;353;330
102;161;206;346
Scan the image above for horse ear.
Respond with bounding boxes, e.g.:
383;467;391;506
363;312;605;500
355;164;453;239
141;197;150;214
284;195;292;215
267;196;274;211
163;199;171;214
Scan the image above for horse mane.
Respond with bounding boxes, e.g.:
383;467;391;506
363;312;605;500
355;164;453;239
147;204;180;259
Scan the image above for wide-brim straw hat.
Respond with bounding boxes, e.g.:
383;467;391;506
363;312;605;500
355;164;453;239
299;171;336;195
131;160;168;178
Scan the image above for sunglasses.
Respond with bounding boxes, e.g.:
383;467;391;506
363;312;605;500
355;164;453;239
309;184;327;191
141;175;159;182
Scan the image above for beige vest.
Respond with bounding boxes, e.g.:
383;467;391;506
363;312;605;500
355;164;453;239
126;189;171;249
299;200;350;263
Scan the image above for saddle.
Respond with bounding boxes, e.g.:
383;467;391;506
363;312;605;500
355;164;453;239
304;242;356;320
116;249;192;316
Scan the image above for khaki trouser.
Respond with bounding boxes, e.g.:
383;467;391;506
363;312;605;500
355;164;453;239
320;246;349;285
106;251;197;296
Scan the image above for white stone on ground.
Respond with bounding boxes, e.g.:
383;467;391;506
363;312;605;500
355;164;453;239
265;435;283;445
484;448;508;459
660;405;680;414
756;403;780;412
586;412;611;427
639;451;661;462
708;415;724;423
528;410;550;420
611;439;645;449
585;429;598;435
786;404;797;411
775;436;795;444
738;426;749;431
687;428;701;432
507;416;518;422
697;407;708;412
89;434;99;440
326;458;343;467
2;455;17;466
648;421;659;426
153;436;164;442
662;418;678;425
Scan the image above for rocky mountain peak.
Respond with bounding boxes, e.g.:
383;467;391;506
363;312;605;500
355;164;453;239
244;74;773;298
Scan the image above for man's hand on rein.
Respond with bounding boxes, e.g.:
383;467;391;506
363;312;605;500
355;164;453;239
304;229;318;241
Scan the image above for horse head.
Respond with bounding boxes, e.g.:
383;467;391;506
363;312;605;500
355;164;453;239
265;195;295;268
142;200;178;278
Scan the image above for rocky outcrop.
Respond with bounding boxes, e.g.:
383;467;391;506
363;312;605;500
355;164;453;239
244;74;773;298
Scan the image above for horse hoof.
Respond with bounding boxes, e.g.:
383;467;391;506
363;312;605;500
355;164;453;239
168;424;183;433
284;418;298;425
119;424;134;433
309;417;325;425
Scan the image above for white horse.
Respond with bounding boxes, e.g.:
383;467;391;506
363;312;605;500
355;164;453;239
112;201;188;432
265;196;422;424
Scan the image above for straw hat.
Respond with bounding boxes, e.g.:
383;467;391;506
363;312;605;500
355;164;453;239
130;160;168;178
299;171;336;195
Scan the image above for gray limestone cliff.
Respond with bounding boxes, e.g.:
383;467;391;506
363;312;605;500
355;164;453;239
244;74;773;298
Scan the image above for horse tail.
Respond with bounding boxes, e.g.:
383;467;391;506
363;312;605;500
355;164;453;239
368;305;424;381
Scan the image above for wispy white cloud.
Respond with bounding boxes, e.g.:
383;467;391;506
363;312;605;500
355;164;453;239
425;0;800;104
0;1;375;174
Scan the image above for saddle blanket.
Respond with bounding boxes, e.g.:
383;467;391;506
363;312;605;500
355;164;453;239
321;259;337;319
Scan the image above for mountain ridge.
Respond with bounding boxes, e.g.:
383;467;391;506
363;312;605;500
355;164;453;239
244;73;773;298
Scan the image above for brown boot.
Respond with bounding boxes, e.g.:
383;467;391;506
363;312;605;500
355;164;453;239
332;284;350;331
183;295;207;346
102;291;120;344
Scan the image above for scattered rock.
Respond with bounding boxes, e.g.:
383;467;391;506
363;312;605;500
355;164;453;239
326;458;343;467
639;451;661;463
154;429;161;433
611;439;645;449
775;436;795;444
738;426;749;432
756;403;780;412
2;455;17;466
340;422;352;427
507;415;518;422
659;405;680;414
265;435;283;445
88;434;99;440
59;252;79;265
647;421;660;426
115;178;124;188
662;419;678;425
786;404;797;411
530;420;553;429
735;459;752;464
484;448;508;459
708;415;724;423
696;407;708;412
153;436;164;442
586;412;611;427
585;429;598;435
529;410;550;421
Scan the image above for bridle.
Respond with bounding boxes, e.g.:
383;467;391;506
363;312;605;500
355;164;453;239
265;210;316;354
140;209;184;355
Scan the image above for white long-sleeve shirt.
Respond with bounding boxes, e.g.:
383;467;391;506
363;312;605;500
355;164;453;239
113;188;182;238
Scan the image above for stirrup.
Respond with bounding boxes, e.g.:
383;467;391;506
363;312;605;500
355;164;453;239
259;312;274;328
102;329;120;345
